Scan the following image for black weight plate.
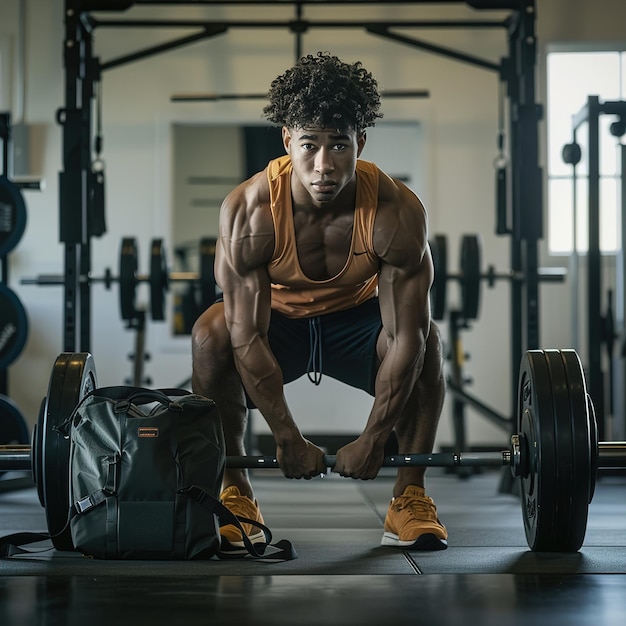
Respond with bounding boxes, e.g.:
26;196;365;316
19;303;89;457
41;352;97;551
543;351;574;551
119;237;138;321
0;283;29;369
199;237;217;310
0;176;28;257
587;393;598;503
429;234;447;321
559;350;593;547
0;393;29;444
32;398;46;507
150;238;168;321
459;234;481;320
518;349;591;552
518;350;557;551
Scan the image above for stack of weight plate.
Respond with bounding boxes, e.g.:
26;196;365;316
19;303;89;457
1;174;31;451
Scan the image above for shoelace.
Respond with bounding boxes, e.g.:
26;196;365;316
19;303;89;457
222;493;257;518
393;496;438;520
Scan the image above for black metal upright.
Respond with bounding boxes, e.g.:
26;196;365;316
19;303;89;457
586;97;604;439
506;0;542;402
61;2;96;351
569;96;626;440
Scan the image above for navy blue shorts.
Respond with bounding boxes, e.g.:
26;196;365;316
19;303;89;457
246;297;383;408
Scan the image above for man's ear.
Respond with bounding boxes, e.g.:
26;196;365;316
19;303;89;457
282;127;291;153
357;132;367;157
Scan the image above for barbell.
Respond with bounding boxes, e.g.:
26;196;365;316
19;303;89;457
0;349;625;553
20;236;218;322
429;234;567;321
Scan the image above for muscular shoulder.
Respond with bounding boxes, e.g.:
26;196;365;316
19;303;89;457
373;174;429;269
218;169;275;271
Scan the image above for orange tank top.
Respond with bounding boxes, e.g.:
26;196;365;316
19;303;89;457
267;155;380;318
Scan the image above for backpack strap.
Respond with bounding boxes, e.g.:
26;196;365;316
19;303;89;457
178;485;298;562
0;531;54;557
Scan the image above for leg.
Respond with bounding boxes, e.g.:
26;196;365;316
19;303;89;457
378;320;448;550
389;320;445;497
191;302;254;499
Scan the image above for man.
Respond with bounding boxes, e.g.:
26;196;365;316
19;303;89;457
191;52;447;551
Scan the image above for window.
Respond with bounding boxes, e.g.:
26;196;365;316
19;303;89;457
546;49;626;254
0;36;12;112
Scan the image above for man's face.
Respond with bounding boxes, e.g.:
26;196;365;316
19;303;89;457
282;126;366;207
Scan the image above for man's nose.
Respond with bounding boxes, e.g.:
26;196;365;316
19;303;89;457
314;149;334;174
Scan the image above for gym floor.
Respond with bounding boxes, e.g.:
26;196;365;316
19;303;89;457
1;467;625;625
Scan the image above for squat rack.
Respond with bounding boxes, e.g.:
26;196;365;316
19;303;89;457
60;0;542;425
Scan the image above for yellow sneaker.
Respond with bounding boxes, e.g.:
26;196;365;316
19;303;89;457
381;485;448;550
219;486;267;551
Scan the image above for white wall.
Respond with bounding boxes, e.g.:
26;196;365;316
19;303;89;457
1;0;624;449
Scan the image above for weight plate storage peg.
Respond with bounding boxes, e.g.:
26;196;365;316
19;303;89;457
517;349;595;552
34;352;97;551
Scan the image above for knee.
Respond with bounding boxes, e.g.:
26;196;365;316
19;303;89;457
191;303;230;357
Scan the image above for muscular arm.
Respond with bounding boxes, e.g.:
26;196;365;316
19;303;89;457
335;181;433;477
216;177;326;477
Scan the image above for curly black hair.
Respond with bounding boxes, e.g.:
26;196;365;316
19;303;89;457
263;52;383;134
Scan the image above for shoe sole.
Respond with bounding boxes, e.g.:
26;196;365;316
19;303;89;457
381;531;448;551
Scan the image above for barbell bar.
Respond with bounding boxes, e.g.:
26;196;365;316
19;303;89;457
21;236;218;322
2;443;625;473
429;233;567;320
0;349;625;553
0;446;512;472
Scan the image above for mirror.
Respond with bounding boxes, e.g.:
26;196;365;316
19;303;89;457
170;124;284;333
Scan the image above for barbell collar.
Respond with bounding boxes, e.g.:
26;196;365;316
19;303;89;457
0;445;31;471
597;441;626;468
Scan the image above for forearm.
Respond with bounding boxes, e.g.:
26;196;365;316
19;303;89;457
232;337;302;443
362;335;426;442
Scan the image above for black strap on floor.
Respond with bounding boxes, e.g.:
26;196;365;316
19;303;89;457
0;532;52;557
180;485;298;562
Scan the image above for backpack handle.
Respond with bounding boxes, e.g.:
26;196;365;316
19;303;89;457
113;388;187;414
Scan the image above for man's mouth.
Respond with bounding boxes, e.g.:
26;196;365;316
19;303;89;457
312;180;336;193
